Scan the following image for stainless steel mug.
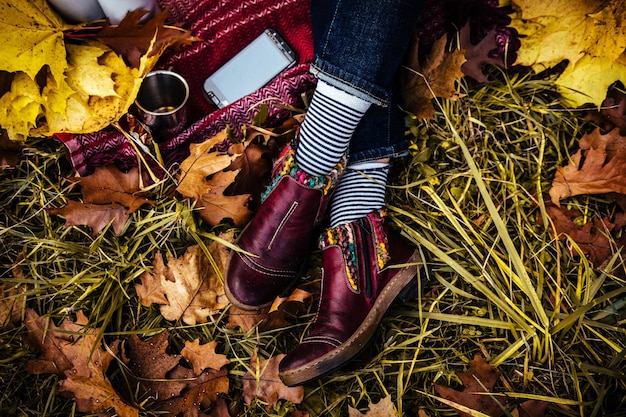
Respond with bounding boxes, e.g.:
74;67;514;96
135;70;189;143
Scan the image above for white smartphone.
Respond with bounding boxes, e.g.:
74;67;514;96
203;29;297;108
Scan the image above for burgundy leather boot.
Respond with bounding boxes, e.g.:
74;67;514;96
225;144;345;310
278;209;421;386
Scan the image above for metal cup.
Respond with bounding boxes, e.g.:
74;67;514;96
135;70;189;143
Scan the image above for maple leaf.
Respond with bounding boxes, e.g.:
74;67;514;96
434;354;507;417
242;352;304;409
0;0;70;86
95;9;197;69
348;396;396;416
135;236;232;325
401;31;466;120
181;339;231;376
550;127;626;205
48;201;129;236
503;0;626;107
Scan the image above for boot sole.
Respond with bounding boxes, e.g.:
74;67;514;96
278;249;422;386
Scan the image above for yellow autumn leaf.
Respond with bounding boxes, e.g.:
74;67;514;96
66;44;119;98
0;0;70;83
0;73;43;141
503;0;626;107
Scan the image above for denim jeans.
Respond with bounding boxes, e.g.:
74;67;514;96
310;0;425;163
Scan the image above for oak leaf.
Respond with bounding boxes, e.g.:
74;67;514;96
503;0;626;107
459;24;505;83
177;130;253;226
226;306;269;333
48;201;129;236
348;396;396;417
23;309;134;416
242;352;304;409
135;236;232;325
260;288;312;331
550;128;626;205
434;354;507;417
0;284;25;328
181;339;231;376
401;32;466;120
124;331;187;400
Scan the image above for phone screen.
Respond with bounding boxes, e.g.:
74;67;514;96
204;31;295;107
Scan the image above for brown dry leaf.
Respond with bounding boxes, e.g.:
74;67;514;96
261;288;312;331
177;130;253;226
227;140;274;209
181;339;231;376
512;400;550;417
135;235;232;325
197;169;253;227
434;354;507;417
401;31;466;120
243;352;304;409
543;202;613;266
48;201;129;236
0;128;21;168
226;305;269;333
177;129;239;198
124;330;187;400
59;376;139;417
550;127;626;205
348;396;396;417
0;280;25;328
459;24;505;83
71;165;155;213
95;9;197;69
23;309;134;416
154;366;229;416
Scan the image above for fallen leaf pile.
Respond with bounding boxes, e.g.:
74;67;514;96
0;3;195;140
48;165;155;236
503;0;626;107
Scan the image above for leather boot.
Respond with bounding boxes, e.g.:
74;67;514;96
278;209;421;386
225;144;345;310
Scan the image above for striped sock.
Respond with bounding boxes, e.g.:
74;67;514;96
329;161;390;227
296;80;371;176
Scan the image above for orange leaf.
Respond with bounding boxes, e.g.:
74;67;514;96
434;354;507;417
135;235;233;324
181;339;230;376
71;165;154;213
197;169;253;227
243;352;304;409
550;127;626;204
226;305;268;333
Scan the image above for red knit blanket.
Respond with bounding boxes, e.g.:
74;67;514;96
56;0;314;175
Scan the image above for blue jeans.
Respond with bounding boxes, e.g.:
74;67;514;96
310;0;425;163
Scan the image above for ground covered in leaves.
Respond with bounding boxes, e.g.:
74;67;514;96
1;65;625;416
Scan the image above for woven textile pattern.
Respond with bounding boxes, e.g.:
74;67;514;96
56;0;315;175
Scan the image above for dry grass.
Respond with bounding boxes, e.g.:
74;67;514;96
1;66;625;416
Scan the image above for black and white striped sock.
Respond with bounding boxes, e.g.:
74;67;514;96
329;161;390;227
296;80;371;176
